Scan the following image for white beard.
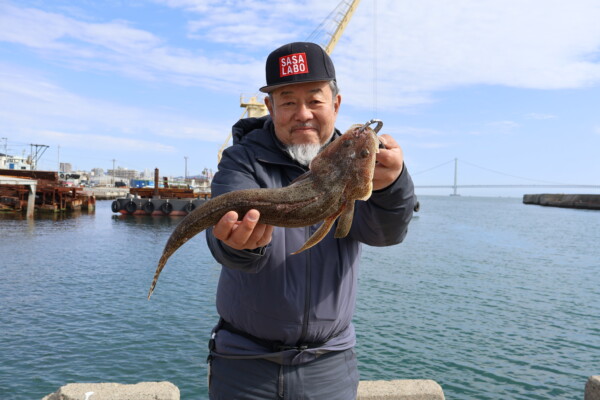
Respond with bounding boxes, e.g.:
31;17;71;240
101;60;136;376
285;143;324;167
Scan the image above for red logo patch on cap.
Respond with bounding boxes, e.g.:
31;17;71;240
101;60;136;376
279;52;309;77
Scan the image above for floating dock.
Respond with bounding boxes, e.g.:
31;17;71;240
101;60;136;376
111;192;209;216
110;168;210;216
523;194;600;210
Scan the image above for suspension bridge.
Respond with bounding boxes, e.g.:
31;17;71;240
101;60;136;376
413;158;600;196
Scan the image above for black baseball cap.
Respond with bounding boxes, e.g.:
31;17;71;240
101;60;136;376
259;42;336;93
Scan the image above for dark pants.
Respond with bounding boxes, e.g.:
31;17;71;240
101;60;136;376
208;349;359;400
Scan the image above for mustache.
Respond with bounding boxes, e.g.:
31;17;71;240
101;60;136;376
291;122;318;131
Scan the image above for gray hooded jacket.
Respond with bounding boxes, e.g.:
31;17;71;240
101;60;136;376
206;116;415;365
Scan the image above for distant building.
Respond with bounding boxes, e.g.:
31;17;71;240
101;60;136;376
141;168;153;179
91;168;104;177
60;162;72;173
90;175;127;187
0;153;32;170
107;167;139;180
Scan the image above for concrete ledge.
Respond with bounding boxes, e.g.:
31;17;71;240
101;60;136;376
41;382;179;400
586;376;600;400
357;379;445;400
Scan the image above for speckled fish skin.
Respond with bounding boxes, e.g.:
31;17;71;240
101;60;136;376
147;124;379;299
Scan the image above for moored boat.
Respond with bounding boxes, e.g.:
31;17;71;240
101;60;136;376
110;168;210;216
111;193;210;216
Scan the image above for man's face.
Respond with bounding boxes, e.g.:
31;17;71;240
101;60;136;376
265;81;341;146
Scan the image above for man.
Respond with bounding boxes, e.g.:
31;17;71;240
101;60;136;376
206;42;416;399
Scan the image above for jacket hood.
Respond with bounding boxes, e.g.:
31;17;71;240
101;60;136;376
232;115;273;145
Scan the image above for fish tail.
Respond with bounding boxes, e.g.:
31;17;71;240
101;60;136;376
147;255;168;300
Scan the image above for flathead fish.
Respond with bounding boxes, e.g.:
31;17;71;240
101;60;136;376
148;123;380;298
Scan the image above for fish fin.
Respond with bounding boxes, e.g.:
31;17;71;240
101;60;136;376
290;171;312;185
334;201;355;239
291;212;341;255
358;181;373;201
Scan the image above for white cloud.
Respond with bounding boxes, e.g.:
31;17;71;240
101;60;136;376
0;2;264;92
334;0;600;109
1;0;600;112
0;62;224;145
37;130;176;152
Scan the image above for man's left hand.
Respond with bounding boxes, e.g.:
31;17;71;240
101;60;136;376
372;134;404;191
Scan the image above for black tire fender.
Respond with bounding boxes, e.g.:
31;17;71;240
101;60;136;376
143;202;155;214
160;202;173;214
125;201;137;214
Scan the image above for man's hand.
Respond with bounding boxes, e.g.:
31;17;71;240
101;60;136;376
372;134;404;191
212;209;274;251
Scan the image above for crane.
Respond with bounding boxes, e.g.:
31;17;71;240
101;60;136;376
217;0;361;162
307;0;361;55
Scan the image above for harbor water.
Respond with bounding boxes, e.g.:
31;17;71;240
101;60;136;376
1;196;598;399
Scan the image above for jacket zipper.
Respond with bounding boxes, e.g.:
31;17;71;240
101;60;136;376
298;226;312;345
257;157;312;345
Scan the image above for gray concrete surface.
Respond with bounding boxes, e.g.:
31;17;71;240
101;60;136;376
357;379;445;400
41;382;179;400
586;376;600;400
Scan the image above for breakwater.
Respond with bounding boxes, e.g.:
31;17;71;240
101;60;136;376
523;193;600;210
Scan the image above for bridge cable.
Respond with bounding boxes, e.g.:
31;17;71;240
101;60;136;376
412;159;455;176
458;159;568;185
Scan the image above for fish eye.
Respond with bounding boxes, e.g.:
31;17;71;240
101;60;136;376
360;149;370;158
343;140;352;147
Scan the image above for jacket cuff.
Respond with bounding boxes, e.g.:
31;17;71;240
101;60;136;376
372;162;408;194
206;227;266;271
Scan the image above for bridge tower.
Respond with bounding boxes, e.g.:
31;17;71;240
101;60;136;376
451;158;460;196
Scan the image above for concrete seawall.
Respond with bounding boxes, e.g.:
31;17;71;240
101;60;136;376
87;187;129;200
40;376;600;399
523;194;600;210
41;380;445;399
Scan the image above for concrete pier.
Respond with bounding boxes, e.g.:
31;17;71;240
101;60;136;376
41;380;444;400
41;376;600;399
586;376;600;400
88;187;130;200
42;382;179;400
523;194;600;210
0;176;37;218
357;379;445;399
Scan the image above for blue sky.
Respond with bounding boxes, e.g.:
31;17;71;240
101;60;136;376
1;0;599;197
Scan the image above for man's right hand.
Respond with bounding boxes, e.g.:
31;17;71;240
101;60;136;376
212;209;274;251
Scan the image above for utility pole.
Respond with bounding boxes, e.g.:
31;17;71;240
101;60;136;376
184;156;188;181
29;144;49;170
112;159;116;186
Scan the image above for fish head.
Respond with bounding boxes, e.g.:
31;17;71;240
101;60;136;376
310;123;379;200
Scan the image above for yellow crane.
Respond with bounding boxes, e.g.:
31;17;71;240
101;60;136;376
309;0;361;55
217;0;361;162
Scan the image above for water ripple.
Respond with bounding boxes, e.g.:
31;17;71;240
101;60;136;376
1;197;599;399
